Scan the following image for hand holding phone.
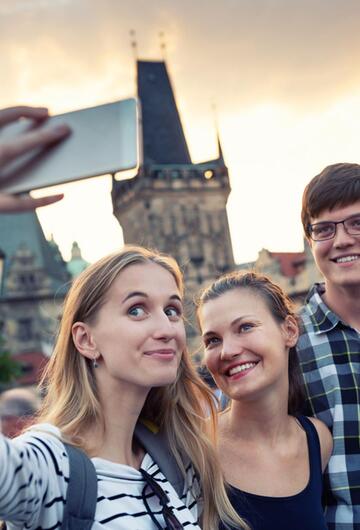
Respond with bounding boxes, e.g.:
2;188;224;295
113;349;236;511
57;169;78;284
0;106;71;212
0;99;139;198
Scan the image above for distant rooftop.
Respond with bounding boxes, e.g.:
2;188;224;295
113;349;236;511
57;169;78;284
0;211;69;297
270;251;306;278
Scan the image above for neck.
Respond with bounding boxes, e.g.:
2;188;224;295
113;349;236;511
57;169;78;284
224;390;291;444
85;378;149;467
323;281;360;329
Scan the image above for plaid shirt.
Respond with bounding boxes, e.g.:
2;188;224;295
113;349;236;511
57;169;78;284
297;283;360;530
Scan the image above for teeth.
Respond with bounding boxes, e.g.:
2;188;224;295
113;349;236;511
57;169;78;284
229;362;257;376
335;255;359;263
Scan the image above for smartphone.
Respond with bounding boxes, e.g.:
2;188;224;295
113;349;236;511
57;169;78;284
0;98;140;194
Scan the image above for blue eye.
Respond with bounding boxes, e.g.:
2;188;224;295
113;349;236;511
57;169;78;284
128;305;146;317
239;323;254;332
204;336;221;348
165;306;182;319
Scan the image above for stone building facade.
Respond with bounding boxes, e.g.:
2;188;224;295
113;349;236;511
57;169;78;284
0;211;70;385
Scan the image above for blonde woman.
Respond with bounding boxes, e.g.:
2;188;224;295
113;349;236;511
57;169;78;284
197;271;333;530
0;246;248;530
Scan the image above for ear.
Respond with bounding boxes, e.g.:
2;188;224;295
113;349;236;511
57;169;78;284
72;321;98;361
307;236;315;250
281;315;299;348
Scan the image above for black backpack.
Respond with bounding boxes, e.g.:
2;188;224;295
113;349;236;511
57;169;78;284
1;422;185;530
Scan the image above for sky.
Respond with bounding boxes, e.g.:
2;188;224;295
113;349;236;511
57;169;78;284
2;0;360;264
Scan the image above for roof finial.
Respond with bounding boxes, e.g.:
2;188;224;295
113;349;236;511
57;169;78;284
159;31;167;61
130;29;138;60
211;101;224;163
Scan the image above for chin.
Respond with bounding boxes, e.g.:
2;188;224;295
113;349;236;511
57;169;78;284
333;276;360;289
151;370;179;388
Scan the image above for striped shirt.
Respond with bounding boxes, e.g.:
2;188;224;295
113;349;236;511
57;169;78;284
0;423;201;529
297;283;360;530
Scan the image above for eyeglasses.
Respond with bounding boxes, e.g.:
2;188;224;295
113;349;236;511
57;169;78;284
308;213;360;241
140;468;184;530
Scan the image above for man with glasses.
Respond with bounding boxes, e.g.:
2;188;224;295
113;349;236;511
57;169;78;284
297;162;360;530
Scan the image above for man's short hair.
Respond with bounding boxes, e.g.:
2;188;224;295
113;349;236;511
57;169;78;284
301;162;360;238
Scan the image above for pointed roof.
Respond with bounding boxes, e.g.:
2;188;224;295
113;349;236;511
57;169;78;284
137;60;191;165
216;132;225;164
0;211;69;297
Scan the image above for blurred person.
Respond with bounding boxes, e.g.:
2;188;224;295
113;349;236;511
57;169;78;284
0;387;39;437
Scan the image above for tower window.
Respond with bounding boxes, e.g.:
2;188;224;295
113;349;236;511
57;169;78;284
18;319;33;341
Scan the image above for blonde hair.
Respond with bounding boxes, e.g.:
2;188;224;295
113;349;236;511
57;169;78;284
37;245;249;530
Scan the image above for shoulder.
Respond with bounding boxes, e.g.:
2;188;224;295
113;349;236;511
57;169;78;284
14;422;69;471
17;423;65;448
297;301;316;334
297;284;324;327
307;417;333;471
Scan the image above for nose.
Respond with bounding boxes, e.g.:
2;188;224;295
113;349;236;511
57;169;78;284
151;311;176;342
220;335;242;361
333;223;356;248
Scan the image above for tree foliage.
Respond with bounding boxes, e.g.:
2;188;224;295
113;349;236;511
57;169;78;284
0;337;21;384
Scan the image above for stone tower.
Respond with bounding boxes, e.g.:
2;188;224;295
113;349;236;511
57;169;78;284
112;60;235;337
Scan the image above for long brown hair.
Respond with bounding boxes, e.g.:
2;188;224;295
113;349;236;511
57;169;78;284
37;245;249;530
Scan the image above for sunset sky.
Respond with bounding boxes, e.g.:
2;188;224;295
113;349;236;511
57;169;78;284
2;0;360;264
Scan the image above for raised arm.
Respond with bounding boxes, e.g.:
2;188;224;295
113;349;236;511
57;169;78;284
0;106;70;212
0;427;69;527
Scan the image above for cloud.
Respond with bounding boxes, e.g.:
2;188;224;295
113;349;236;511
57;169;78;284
2;0;360;113
0;0;72;15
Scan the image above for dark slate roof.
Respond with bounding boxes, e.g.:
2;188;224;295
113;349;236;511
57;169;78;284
137;60;192;165
0;211;69;297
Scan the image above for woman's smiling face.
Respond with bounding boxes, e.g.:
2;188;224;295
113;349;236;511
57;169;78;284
73;261;186;393
199;288;297;403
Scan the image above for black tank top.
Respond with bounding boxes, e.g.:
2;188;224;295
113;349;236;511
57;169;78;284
222;415;328;530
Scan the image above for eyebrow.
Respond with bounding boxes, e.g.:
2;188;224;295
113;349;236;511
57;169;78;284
122;291;182;303
202;315;254;338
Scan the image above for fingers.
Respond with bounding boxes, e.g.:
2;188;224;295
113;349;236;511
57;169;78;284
0;193;64;213
0;123;71;166
0;106;69;213
0;106;50;127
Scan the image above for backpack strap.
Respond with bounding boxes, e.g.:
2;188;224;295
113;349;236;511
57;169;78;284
60;443;98;530
134;421;185;497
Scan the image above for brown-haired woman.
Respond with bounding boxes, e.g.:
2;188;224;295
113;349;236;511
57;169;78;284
197;271;333;530
0;246;247;530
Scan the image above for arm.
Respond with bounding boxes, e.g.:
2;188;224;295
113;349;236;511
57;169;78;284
0;428;68;527
0;106;70;212
308;416;333;472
